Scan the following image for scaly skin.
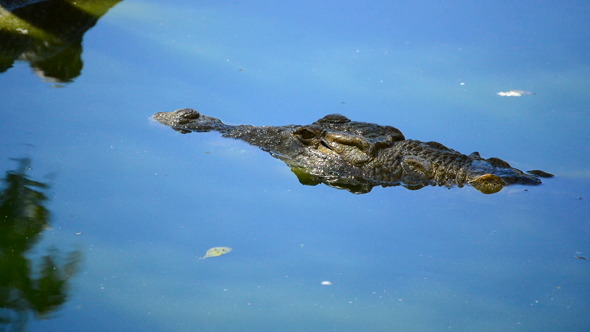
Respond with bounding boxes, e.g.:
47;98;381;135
153;108;552;194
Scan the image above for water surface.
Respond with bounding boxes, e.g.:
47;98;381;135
1;1;589;331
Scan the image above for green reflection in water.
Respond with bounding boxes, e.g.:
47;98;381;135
0;0;121;83
0;158;82;331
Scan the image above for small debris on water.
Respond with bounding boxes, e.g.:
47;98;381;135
321;281;333;286
200;247;232;259
497;90;534;97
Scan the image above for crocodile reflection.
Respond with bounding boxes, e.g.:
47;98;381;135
154;109;553;194
0;0;121;83
0;158;81;329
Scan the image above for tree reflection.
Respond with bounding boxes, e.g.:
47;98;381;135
0;158;81;331
0;0;122;83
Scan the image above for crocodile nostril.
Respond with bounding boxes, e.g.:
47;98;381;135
176;109;201;124
178;108;200;119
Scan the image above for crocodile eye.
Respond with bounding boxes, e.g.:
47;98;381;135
294;127;318;140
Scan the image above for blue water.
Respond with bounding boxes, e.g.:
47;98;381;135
1;0;589;331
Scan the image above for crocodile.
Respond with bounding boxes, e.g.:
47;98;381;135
153;108;553;194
